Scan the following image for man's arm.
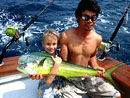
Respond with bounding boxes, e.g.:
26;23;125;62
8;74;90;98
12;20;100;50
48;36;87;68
60;32;68;61
89;34;105;76
89;53;105;72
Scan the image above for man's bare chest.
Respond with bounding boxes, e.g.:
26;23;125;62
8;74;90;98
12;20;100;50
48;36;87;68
68;41;96;56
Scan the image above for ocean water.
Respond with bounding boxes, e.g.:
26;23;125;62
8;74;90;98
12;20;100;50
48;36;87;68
0;0;130;65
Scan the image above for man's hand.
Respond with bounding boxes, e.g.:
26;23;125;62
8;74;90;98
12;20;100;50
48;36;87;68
83;74;89;78
96;66;105;78
83;66;105;79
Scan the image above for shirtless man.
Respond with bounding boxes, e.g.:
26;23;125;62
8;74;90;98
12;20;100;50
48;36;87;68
60;0;121;98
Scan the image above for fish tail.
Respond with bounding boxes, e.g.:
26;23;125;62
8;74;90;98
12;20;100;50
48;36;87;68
104;63;124;93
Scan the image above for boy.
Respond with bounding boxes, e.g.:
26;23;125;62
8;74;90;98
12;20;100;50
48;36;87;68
29;29;62;98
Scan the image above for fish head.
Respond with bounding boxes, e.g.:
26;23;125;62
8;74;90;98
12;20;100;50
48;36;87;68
17;55;40;75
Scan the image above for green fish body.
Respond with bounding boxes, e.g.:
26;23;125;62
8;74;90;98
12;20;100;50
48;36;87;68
17;52;98;77
17;52;123;91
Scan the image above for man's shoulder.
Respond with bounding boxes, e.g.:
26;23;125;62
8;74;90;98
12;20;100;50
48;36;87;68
93;32;102;45
92;31;102;40
96;33;102;41
64;28;76;34
61;28;76;38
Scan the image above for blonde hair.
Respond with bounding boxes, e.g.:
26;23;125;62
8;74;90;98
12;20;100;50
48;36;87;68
42;29;60;42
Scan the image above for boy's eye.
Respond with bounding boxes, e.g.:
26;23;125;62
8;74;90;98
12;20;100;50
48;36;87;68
53;43;56;45
47;43;51;45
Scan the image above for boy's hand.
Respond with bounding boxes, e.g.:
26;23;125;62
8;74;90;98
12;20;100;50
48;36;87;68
28;74;44;80
51;55;62;65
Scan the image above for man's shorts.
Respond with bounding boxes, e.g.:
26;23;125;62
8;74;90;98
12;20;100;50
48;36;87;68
61;76;120;98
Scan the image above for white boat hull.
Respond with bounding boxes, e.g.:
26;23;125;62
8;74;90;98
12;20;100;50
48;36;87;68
0;74;39;98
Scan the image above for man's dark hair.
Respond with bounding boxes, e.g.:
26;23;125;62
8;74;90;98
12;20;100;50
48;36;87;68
75;0;100;18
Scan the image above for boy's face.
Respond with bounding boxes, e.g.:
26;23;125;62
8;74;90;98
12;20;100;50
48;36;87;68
42;36;58;55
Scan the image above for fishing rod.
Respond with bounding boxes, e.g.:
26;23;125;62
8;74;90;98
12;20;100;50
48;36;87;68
99;4;130;60
0;0;55;65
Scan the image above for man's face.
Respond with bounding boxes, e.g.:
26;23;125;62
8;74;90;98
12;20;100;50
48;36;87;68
78;10;97;31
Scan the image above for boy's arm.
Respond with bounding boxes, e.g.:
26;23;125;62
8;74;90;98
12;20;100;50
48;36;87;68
44;56;62;85
29;56;62;85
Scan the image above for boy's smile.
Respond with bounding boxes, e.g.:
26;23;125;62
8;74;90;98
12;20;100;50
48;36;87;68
42;36;58;56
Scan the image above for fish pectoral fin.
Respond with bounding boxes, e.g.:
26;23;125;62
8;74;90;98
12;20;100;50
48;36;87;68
38;58;47;66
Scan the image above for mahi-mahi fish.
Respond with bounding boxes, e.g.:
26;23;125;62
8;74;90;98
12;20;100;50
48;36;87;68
17;52;123;91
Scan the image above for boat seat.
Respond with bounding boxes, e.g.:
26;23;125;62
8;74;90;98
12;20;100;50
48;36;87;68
111;64;130;98
0;56;20;77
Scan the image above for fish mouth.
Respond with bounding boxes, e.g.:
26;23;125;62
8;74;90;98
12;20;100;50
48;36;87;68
17;67;27;74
